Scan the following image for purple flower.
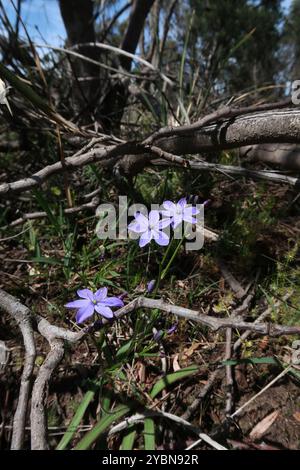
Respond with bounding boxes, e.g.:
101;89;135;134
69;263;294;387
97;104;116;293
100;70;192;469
147;279;156;293
128;210;170;248
153;330;164;342
65;288;124;324
167;323;178;335
161;198;199;229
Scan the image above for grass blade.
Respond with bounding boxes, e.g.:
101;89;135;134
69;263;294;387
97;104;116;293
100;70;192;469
222;357;278;366
56;391;95;450
150;365;198;399
0;62;78;132
73;404;130;450
120;426;136;450
144;418;155;450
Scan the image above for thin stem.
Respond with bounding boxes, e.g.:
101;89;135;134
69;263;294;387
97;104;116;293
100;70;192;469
161;235;185;280
153;234;175;296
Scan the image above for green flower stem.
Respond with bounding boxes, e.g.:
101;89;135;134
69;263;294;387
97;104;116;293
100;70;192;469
153;236;175;296
161;235;185;280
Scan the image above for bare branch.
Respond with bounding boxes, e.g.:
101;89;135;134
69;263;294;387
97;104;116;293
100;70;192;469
149;108;300;154
113;297;300;337
30;337;64;450
2;196;100;229
146;99;292;143
108;409;227;450
0;289;36;449
2;105;300;196
181;369;223;421
0;143;140;196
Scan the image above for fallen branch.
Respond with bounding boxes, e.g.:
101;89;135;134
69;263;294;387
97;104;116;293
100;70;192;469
107;409;227;450
0;289;36;450
145;99;292;144
0;289;87;449
30;337;64;450
233;294;291;352
29;314;87;450
184;161;300;187
2;107;300;195
0;142;171;196
181;369;222;421
113;297;300;337
1;196;100;229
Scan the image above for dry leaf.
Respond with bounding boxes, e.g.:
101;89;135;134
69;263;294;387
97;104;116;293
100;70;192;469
249;410;280;440
172;354;181;372
137;362;146;383
181;342;201;360
293;411;300;422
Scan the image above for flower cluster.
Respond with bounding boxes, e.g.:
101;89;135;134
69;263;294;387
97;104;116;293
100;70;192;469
65;287;124;324
128;198;199;248
153;323;178;342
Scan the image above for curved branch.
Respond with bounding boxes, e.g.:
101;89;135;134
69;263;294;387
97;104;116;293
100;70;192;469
29;314;87;449
30;337;64;450
0;289;87;449
0;289;36;449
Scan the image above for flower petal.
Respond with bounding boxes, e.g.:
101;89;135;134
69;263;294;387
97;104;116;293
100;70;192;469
167;323;178;334
153;229;169;246
172;214;183;228
163;200;176;212
147;279;156;293
77;289;94;300
139;229;153;247
134;212;149;228
159;217;172;229
183;206;199;216
128;220;146;233
65;299;91;309
94;304;114;319
177;197;187;208
75;303;95;323
94;287;108;301
182;215;197;224
148;210;160;227
101;297;124;307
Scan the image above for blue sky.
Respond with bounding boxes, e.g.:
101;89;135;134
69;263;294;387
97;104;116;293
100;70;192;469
1;0;294;48
2;0;66;46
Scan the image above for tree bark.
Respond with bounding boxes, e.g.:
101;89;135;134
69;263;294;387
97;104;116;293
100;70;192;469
120;0;156;71
58;0;99;119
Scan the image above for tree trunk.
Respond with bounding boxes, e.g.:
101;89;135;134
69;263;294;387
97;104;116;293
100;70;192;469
58;0;99;121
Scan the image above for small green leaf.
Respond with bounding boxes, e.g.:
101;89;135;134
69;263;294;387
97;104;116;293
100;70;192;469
150;365;199;399
31;256;63;266
51;186;62;196
222;357;278;366
116;340;133;360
